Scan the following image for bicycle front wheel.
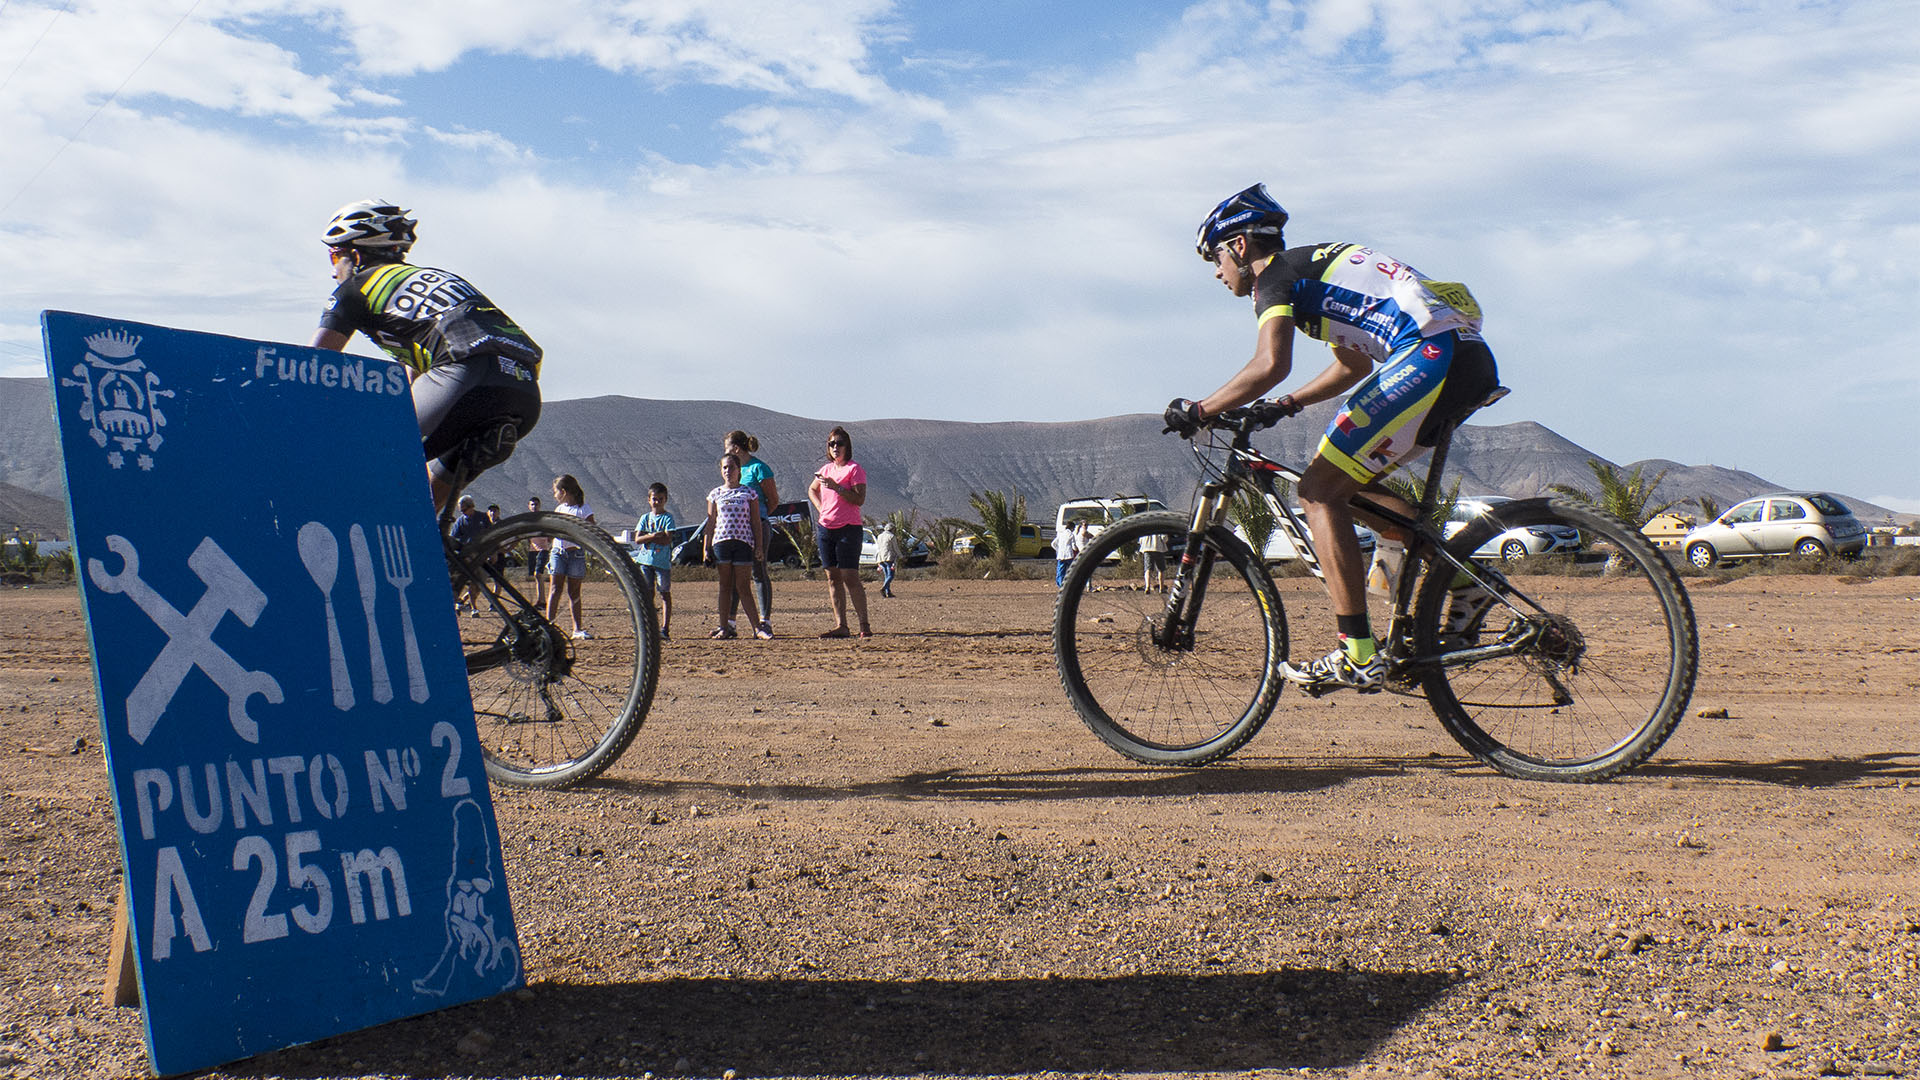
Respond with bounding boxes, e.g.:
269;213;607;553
455;512;660;788
1412;499;1697;782
1054;512;1286;766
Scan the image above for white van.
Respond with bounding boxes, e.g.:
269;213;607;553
1055;496;1169;540
1055;496;1170;564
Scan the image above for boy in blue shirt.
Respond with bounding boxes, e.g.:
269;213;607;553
631;482;676;640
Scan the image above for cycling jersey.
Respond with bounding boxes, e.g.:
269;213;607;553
319;263;542;376
1252;243;1482;361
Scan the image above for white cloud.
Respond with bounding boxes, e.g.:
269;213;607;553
2;0;1917;505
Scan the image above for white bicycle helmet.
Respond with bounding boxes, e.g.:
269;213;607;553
322;199;417;254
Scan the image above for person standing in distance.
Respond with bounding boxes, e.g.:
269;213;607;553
1168;184;1500;694
1138;525;1168;593
724;430;778;630
525;495;552;609
309;199;542;514
809;427;870;638
704;455;770;639
545;474;597;640
1053;518;1080;589
631;482;676;641
874;521;900;598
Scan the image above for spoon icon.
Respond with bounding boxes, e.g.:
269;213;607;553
297;522;354;710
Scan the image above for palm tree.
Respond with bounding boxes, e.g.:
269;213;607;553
1228;488;1278;557
1379;473;1462;529
778;522;818;569
1548;459;1680;530
1692;495;1722;524
967;489;1026;571
1551;459;1682;574
881;509;921;542
922;517;969;560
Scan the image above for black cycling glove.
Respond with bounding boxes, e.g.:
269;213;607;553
1162;398;1204;437
1247;394;1301;427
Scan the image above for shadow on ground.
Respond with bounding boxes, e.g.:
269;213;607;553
585;757;1477;804
579;751;1920;804
238;968;1460;1077
1646;751;1920;788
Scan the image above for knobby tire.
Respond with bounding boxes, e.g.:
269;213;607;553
455;512;660;788
1411;499;1697;782
1053;513;1287;766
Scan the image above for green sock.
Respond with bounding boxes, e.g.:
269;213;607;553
1340;634;1377;664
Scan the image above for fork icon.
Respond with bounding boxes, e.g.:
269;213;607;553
376;525;429;703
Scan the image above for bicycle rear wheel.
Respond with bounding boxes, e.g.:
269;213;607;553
1411;499;1697;782
454;512;660;788
1054;512;1286;766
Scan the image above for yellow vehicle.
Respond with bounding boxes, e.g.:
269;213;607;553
951;522;1053;559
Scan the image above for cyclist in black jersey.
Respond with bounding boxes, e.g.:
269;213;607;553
309;199;543;512
1166;184;1500;694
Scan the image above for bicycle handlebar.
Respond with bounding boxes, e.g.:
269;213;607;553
1172;399;1296;440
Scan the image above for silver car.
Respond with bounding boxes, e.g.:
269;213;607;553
1682;492;1865;567
1443;496;1582;561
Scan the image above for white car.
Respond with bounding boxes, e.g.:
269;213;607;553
862;528;932;568
1443;496;1582;561
1232;517;1376;564
1681;492;1866;567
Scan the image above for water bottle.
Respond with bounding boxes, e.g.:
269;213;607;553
1366;540;1405;599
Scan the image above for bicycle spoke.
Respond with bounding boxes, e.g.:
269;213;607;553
1055;514;1284;765
1416;501;1696;782
456;513;659;787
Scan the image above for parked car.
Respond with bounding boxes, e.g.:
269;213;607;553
860;528;932;568
1681;492;1866;567
1443;496;1582;561
661;524;706;567
952;521;1053;560
1233;517;1376;564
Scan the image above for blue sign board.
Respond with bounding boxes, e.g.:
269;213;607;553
42;312;521;1076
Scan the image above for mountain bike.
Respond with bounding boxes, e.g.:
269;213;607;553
435;421;660;788
1052;400;1698;782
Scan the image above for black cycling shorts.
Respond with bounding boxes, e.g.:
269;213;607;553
412;354;542;477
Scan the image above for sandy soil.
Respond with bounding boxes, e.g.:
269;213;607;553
2;570;1918;1080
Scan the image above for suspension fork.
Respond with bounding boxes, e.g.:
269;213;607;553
1158;485;1231;649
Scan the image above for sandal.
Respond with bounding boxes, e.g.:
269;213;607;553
819;627;850;639
709;625;736;640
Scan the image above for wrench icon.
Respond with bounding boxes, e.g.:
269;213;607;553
87;534;283;744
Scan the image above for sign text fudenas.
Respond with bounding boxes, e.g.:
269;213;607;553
43;313;520;1076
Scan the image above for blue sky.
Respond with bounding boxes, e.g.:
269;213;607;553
3;0;1917;513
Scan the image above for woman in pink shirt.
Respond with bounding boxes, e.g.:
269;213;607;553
807;426;870;638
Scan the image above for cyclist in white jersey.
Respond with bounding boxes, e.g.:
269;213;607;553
1166;184;1500;693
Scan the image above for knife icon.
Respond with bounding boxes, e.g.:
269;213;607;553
349;524;394;704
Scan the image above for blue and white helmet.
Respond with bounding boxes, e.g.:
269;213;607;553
1196;184;1288;261
322;199;416;255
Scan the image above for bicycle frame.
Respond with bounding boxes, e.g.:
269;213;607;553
1167;412;1545;675
436;458;565;680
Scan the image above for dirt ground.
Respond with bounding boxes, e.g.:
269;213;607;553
2;569;1918;1080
